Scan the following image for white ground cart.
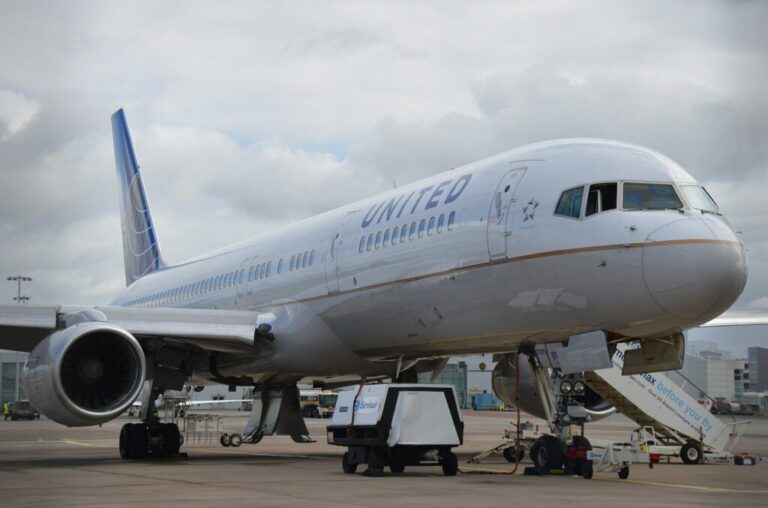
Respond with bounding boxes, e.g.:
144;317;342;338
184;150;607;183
327;384;464;476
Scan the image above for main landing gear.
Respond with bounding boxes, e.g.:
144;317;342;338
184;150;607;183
120;380;183;460
119;421;183;459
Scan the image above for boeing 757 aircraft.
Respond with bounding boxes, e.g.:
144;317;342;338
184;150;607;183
0;109;762;459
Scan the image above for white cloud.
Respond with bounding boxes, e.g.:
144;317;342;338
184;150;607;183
0;89;39;139
0;0;765;313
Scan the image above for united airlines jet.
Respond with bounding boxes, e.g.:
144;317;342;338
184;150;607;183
0;109;761;459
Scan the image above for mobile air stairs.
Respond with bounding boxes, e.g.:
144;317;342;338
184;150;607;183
583;345;752;465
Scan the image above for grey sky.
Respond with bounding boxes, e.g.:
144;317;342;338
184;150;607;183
0;1;765;353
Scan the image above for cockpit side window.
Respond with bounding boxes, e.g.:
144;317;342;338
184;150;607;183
585;183;617;217
555;186;584;218
680;185;719;213
623;182;683;211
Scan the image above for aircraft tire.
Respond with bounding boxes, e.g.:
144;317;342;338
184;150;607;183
160;423;182;456
618;466;629;479
120;423;148;459
532;435;563;472
229;433;243;447
220;433;231;447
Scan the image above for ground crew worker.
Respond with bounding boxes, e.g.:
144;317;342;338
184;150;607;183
3;402;9;421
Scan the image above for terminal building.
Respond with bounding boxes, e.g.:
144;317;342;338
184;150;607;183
0;350;28;405
669;341;747;403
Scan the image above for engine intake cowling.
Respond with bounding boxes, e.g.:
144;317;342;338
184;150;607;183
24;322;146;427
492;354;614;421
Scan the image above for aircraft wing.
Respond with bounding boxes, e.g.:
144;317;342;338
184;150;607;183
700;312;768;328
0;304;271;354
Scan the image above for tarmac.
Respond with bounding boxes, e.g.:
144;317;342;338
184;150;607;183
0;410;766;507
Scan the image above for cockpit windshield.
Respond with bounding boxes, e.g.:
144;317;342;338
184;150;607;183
680;185;719;213
623;183;683;211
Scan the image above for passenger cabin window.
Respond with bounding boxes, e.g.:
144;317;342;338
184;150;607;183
585;183;618;217
680;185;718;213
623;183;683;211
555;187;584;218
277;258;284;274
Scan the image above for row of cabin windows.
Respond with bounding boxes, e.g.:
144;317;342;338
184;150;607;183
279;249;315;274
125;248;317;307
358;211;457;254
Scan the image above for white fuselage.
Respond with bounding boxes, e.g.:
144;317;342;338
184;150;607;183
112;139;747;383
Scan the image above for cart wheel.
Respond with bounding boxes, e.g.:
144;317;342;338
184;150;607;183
389;457;405;473
618;466;629;479
342;452;357;474
442;452;458;476
503;446;525;463
229;433;243;447
365;451;385;476
220;433;231;447
581;461;593;479
680;443;703;464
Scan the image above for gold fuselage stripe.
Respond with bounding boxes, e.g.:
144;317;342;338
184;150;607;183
295;238;739;305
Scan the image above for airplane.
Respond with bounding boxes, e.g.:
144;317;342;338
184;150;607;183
0;108;764;461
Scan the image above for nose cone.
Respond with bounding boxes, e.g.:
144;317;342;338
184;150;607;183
642;218;747;321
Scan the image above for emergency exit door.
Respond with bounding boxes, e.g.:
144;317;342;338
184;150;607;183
487;167;526;261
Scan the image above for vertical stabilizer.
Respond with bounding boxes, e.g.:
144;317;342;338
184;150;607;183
111;109;166;285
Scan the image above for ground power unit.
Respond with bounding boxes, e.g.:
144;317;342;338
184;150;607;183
327;384;464;476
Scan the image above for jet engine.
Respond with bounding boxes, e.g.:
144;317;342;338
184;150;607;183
492;354;614;421
24;322;146;427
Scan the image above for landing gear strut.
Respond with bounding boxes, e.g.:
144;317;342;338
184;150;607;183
520;347;594;478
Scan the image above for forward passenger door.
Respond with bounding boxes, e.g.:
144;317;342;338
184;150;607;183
487;167;526;261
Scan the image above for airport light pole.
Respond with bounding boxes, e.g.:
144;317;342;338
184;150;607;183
6;275;32;402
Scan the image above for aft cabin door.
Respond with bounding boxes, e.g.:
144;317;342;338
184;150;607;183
487;167;526;261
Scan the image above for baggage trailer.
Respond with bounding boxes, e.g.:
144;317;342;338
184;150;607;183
327;384;463;476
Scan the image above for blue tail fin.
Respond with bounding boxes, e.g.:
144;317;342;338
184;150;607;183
111;109;166;285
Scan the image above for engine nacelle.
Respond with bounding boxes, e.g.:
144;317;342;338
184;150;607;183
24;322;146;427
492;354;614;421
